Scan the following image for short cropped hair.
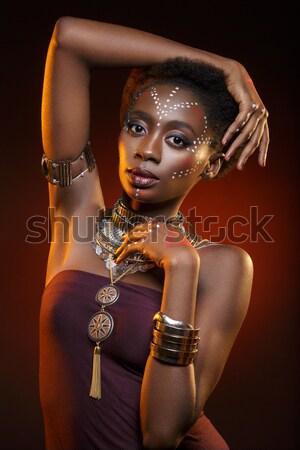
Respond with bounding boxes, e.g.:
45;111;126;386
120;57;242;178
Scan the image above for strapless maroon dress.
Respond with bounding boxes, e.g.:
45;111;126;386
39;269;229;450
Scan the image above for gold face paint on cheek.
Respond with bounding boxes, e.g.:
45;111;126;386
171;153;203;179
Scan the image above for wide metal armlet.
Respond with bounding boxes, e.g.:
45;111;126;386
41;141;96;187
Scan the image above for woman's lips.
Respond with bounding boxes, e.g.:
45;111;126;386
127;168;159;188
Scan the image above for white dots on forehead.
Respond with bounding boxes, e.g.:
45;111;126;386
150;86;199;127
150;86;212;148
124;84;214;161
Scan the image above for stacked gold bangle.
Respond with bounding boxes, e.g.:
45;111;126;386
150;312;200;366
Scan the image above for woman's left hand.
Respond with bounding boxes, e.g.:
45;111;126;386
114;222;199;269
219;59;270;170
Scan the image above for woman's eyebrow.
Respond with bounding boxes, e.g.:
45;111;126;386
130;110;154;122
168;120;195;135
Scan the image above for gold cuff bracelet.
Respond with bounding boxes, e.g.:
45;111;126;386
41;141;96;187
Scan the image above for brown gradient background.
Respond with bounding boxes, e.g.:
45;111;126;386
0;2;298;449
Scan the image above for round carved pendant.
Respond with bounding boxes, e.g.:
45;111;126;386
87;311;114;343
95;285;119;307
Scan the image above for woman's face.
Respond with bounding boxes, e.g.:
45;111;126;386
118;83;214;205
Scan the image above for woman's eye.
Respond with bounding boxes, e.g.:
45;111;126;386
128;123;146;135
166;136;189;147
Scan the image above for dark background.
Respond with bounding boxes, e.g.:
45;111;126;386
0;2;298;449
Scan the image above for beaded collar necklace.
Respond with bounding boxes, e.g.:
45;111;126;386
93;196;203;277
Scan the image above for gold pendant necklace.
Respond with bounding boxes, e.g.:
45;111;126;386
87;224;139;400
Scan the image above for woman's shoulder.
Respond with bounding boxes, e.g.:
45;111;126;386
197;241;253;297
197;240;253;268
196;241;253;326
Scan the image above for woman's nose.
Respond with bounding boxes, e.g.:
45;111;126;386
134;136;162;163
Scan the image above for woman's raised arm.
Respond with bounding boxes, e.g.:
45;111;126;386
42;16;268;168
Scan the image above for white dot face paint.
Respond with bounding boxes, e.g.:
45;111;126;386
150;86;182;127
149;86;213;180
149;87;211;139
171;150;206;180
122;83;214;187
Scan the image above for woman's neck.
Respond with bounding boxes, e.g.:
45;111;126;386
121;192;183;220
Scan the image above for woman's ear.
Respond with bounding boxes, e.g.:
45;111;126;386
200;152;225;180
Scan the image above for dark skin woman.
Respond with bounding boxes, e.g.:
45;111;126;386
39;16;269;449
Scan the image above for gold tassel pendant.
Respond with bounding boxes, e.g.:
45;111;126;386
87;309;115;400
89;343;101;399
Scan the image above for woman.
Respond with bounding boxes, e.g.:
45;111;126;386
39;16;269;450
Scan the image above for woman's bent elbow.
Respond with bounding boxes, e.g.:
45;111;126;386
52;16;78;49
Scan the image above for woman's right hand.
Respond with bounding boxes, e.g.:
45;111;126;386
114;222;200;271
